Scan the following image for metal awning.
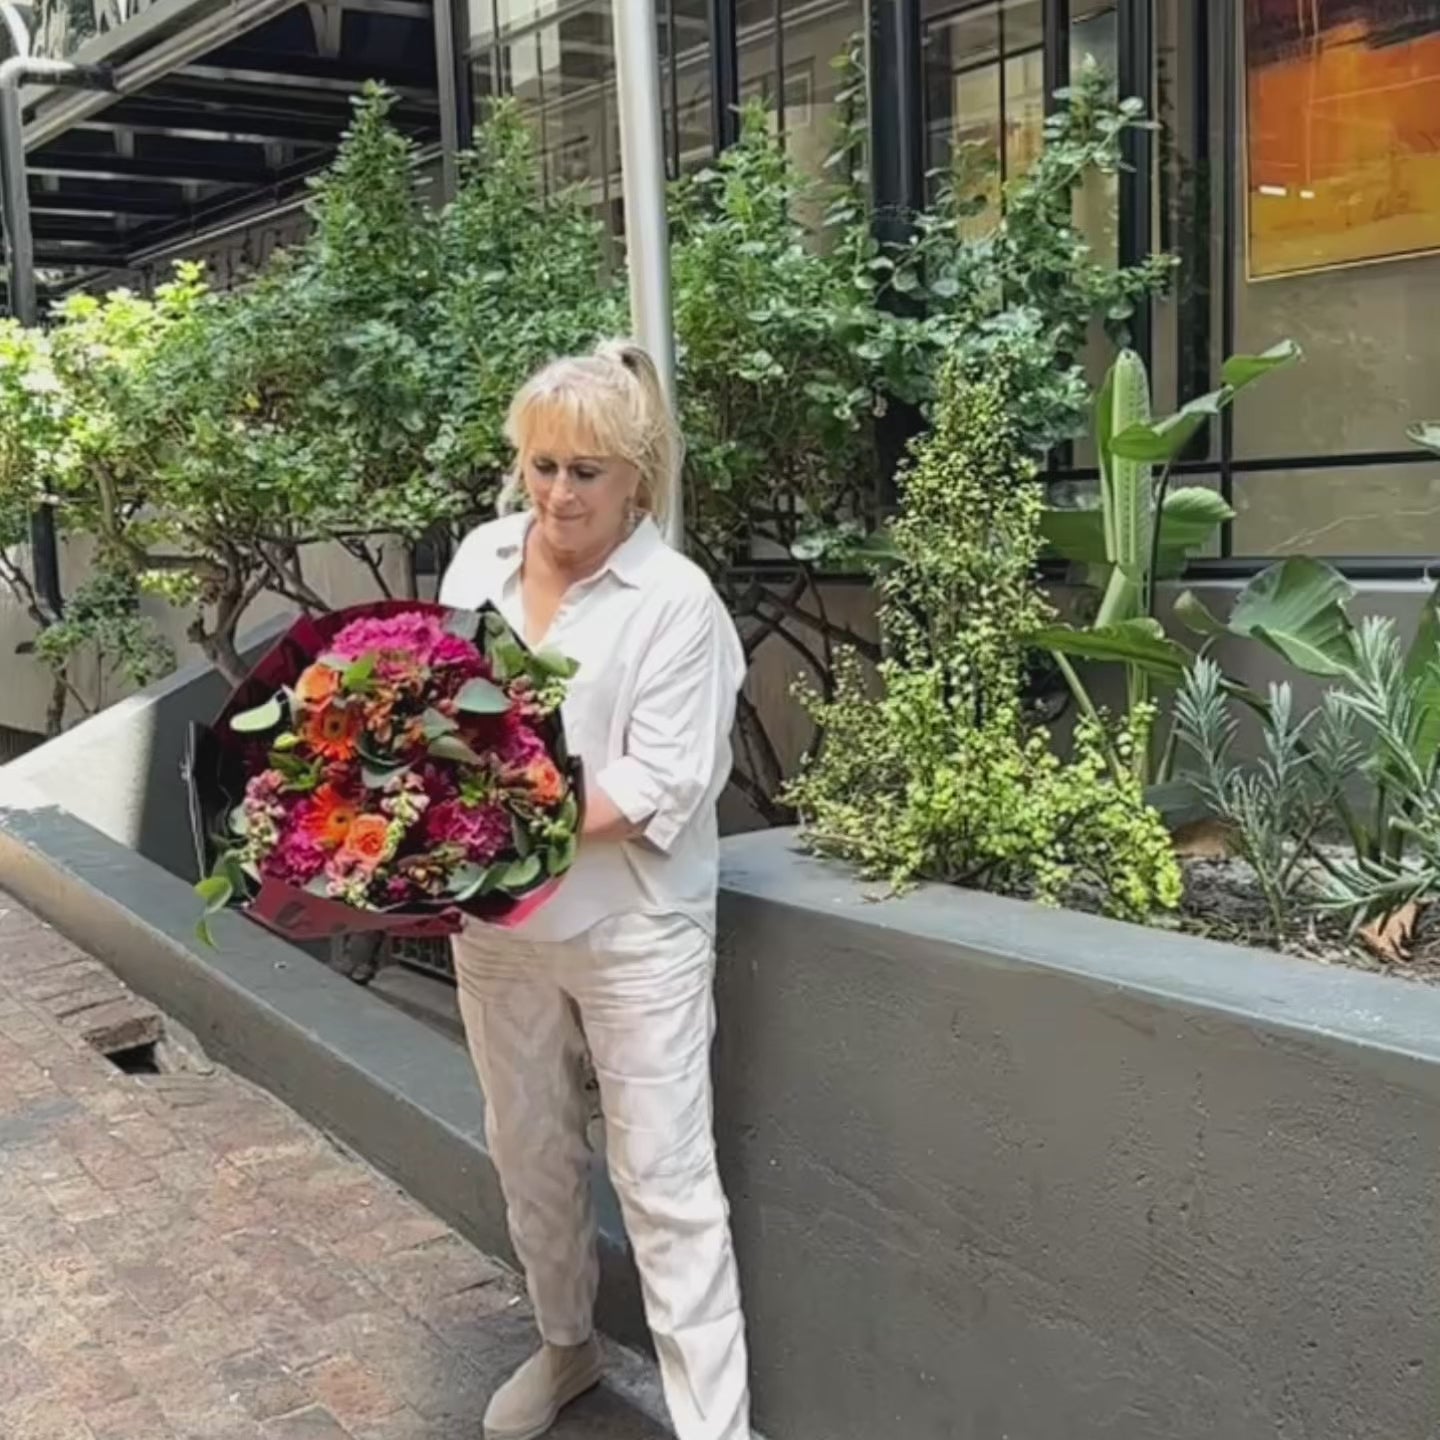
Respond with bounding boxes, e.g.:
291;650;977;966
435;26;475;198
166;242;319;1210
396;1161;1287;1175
9;0;442;298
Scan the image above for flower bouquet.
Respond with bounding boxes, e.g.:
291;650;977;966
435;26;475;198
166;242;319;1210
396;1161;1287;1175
186;600;581;945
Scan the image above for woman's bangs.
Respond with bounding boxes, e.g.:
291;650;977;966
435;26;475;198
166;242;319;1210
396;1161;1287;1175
514;384;628;465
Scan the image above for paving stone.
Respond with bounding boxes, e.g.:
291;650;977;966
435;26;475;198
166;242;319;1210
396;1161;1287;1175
260;1407;354;1440
297;1353;404;1429
0;1394;98;1440
0;890;665;1440
0;1338;53;1407
87;1394;179;1440
215;1348;312;1423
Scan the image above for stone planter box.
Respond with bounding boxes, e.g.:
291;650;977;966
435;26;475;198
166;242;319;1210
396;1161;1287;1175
715;829;1440;1440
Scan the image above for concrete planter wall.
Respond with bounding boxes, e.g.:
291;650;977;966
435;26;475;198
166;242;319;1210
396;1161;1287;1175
715;830;1440;1440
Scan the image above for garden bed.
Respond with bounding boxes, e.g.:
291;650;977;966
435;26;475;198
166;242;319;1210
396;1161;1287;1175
1171;854;1440;982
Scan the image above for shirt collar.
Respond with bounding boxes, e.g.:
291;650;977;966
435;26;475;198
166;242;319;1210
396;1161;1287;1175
493;511;663;590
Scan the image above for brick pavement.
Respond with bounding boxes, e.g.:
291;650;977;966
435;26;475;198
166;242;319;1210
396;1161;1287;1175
0;895;669;1440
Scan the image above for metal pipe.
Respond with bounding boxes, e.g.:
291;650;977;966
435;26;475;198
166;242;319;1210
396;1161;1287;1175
0;55;114;620
1117;0;1153;365
612;0;681;547
433;0;462;201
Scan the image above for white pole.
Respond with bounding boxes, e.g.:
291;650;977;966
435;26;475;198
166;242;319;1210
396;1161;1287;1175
612;0;682;547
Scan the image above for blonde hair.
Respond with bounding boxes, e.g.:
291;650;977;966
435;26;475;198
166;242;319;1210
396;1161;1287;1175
500;340;682;531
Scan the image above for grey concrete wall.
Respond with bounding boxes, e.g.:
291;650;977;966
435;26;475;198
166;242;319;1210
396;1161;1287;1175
716;829;1440;1440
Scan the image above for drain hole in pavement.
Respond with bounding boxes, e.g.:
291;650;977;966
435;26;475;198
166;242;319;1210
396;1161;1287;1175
104;1042;162;1075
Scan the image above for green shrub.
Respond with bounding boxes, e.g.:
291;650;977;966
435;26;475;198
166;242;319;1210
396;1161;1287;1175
785;348;1181;921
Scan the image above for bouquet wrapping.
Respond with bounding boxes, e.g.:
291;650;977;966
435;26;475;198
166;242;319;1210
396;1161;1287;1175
186;600;581;944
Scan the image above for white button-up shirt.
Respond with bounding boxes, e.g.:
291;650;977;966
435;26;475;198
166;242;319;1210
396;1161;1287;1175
439;512;745;941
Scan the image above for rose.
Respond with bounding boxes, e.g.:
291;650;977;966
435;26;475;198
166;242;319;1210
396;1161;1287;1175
523;757;566;808
295;663;340;709
337;815;394;874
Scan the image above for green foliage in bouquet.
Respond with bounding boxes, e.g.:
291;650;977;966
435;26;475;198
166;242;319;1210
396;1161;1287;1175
784;346;1181;922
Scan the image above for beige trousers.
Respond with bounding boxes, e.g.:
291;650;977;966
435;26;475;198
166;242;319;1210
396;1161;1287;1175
452;912;751;1440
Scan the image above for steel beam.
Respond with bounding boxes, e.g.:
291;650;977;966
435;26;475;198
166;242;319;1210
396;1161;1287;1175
706;0;739;150
28;150;273;185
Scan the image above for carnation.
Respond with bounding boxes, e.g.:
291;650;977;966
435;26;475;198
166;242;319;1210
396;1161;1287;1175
263;829;329;886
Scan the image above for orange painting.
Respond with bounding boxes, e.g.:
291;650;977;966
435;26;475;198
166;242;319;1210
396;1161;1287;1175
1245;0;1440;279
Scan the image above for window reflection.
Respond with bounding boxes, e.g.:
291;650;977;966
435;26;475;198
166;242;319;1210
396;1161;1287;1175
923;1;1117;228
469;0;860;226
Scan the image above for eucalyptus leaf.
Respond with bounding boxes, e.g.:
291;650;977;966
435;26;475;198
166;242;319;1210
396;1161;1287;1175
428;733;484;766
547;833;577;875
422;706;458;740
457;677;511;715
230;695;283;734
363;761;409;789
489;638;526;682
446;862;484;897
501;853;543;890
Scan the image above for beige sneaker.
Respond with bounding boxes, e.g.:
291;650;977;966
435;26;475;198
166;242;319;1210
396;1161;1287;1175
483;1338;605;1440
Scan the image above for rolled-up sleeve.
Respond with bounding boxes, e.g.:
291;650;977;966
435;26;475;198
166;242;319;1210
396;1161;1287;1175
595;590;744;854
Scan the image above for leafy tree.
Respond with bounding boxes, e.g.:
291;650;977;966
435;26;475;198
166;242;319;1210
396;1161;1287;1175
0;312;171;731
426;100;625;527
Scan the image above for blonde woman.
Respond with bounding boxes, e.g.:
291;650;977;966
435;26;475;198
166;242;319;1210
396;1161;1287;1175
440;341;751;1440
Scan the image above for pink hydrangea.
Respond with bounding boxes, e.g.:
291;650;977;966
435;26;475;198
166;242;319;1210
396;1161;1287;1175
327;613;485;674
263;828;329;885
424;799;511;863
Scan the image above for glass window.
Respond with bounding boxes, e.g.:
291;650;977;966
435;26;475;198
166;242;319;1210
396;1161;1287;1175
734;1;863;180
923;2;1115;229
1145;0;1440;560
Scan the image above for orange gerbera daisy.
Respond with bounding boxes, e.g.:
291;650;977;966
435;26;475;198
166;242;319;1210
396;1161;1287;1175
338;815;393;874
303;701;362;763
294;663;340;709
303;784;360;850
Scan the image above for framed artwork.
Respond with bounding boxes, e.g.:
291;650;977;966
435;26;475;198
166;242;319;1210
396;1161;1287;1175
1245;0;1440;280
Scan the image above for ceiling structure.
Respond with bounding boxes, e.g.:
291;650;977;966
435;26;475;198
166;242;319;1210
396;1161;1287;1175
8;0;443;300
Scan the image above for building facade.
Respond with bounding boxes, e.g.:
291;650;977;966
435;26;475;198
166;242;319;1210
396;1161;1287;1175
450;1;1440;573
